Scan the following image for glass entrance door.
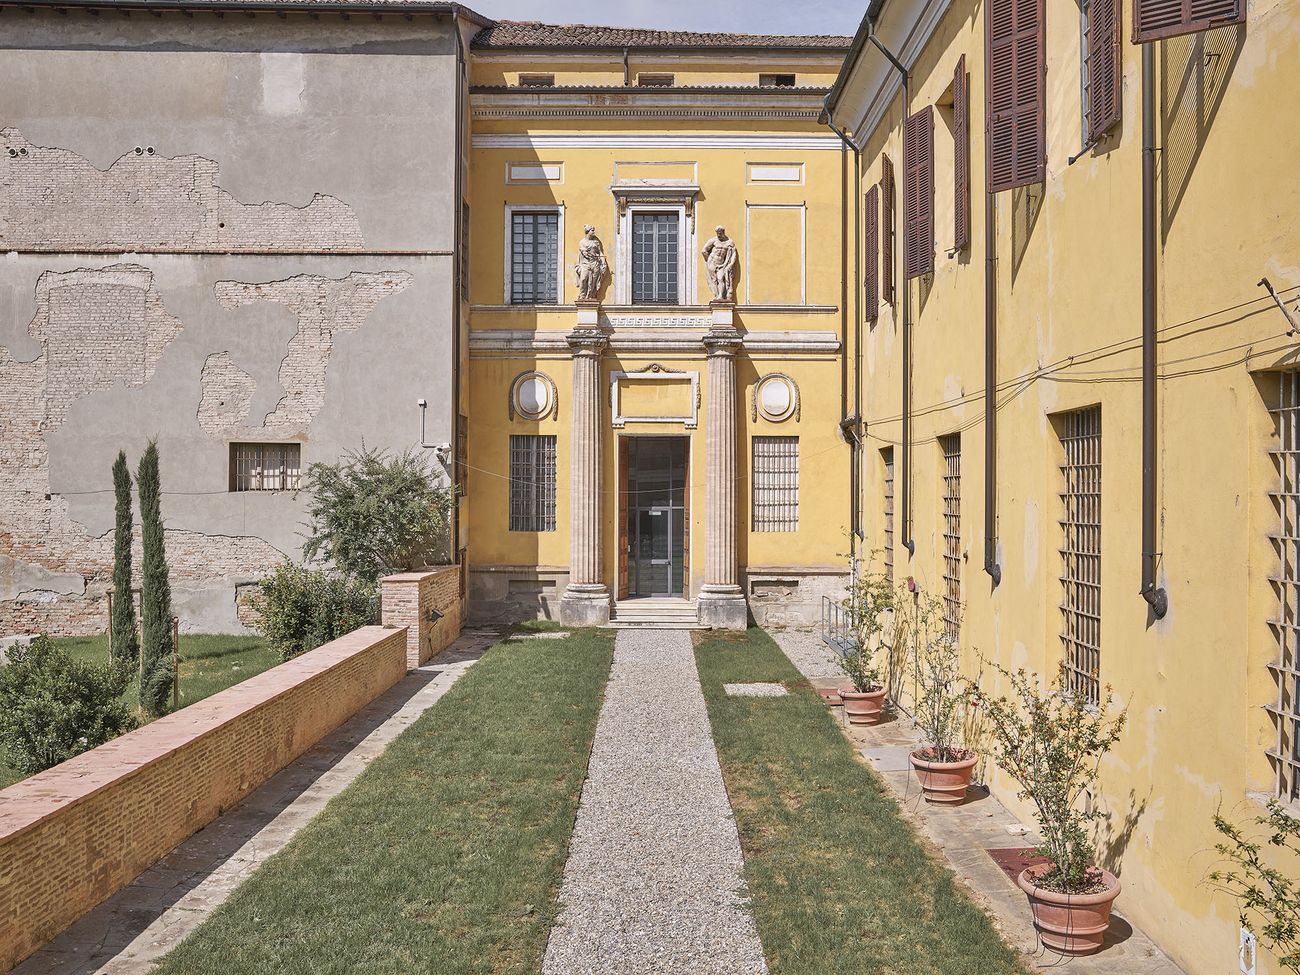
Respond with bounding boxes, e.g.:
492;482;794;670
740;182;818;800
626;438;687;598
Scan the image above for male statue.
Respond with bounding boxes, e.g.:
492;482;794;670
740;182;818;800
574;224;608;301
702;225;738;303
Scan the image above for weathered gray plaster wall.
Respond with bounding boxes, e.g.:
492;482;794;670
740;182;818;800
0;9;461;634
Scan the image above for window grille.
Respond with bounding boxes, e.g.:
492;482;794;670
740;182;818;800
882;446;895;581
940;434;962;642
752;437;799;532
637;73;674;87
510;211;559;304
1058;406;1102;706
759;73;796;87
631;212;679;304
1268;372;1300;801
509;435;557;532
519;73;554;87
230;442;300;492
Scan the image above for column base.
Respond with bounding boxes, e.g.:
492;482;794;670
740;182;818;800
559;584;611;627
697;585;748;630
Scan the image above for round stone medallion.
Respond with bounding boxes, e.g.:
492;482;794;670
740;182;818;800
757;375;796;422
513;374;552;419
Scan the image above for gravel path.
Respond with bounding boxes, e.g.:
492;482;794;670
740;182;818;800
542;629;768;975
769;627;843;681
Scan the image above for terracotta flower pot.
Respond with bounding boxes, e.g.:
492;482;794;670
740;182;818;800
1017;862;1121;956
909;749;978;804
840;687;887;725
815;685;843;706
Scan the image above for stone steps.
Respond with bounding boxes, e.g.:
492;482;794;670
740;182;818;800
607;599;704;630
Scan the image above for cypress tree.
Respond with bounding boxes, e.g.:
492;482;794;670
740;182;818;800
110;451;139;663
137;440;174;716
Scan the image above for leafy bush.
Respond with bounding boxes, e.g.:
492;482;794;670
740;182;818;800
974;664;1126;894
303;447;451;584
0;636;136;776
837;562;896;693
899;584;972;762
1211;800;1300;973
254;562;378;661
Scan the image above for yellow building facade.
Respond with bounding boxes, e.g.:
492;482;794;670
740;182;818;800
464;25;853;627
828;0;1300;972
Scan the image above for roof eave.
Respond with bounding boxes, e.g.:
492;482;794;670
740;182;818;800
1;0;490;16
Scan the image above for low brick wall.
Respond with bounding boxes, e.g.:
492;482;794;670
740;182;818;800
0;624;408;972
380;565;463;667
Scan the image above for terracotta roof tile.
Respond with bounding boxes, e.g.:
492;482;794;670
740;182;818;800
472;20;853;51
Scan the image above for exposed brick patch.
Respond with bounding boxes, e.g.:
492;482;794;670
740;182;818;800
0;128;363;252
197;352;257;438
0;624;408;972
380;565;463;667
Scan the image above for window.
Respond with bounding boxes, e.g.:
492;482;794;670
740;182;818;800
1081;0;1122;144
903;105;935;279
881;155;895;303
460;202;470;301
519;73;554;87
509;435;556;532
1132;0;1242;43
637;73;674;87
986;0;1046;192
940;434;962;643
882;446;895;582
752;437;799;532
631;212;679;304
953;56;971;251
509;211;560;304
230;442;300;492
1267;373;1300;801
1058;405;1102;706
865;184;880;322
759;73;796;87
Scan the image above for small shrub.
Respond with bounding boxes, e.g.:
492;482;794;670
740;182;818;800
254;562;378;661
0;636;136;776
837;561;895;693
899;583;972;762
303;447;451;584
1211;800;1300;973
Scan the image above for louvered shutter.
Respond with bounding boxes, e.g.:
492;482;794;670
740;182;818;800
881;154;895;303
904;106;935;279
1132;0;1242;43
1089;0;1122;137
953;56;971;251
986;0;1045;192
865;184;880;322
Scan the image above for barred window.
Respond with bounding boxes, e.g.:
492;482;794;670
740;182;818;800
1267;372;1300;801
752;437;799;532
510;211;560;304
509;435;557;532
230;442;300;492
631;212;679;304
940;434;962;643
1058;406;1102;706
881;447;895;582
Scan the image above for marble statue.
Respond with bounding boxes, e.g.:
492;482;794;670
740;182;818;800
702;225;738;302
574;224;608;301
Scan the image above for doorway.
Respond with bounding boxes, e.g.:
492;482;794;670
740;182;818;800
619;437;689;598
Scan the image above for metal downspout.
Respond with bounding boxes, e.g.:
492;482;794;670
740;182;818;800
451;10;465;558
1140;42;1169;619
984;189;1001;584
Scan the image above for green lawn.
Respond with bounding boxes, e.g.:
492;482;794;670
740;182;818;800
695;628;1026;975
0;633;276;790
152;627;615;975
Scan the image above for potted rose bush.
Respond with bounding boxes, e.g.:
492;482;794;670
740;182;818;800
837;566;894;725
976;664;1127;955
903;587;977;803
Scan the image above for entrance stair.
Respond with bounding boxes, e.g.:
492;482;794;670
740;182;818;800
607;598;703;630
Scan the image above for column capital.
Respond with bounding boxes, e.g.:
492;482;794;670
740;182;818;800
566;327;608;357
702;326;743;358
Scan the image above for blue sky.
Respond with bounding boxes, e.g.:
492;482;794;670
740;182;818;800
470;0;865;36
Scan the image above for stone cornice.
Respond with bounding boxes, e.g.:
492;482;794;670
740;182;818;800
470;329;841;356
471;86;829;122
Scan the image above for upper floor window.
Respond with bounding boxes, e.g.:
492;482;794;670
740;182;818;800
519;73;554;87
631;212;679;304
637;73;674;87
1266;371;1300;802
230;442;300;492
759;73;796;87
509;210;560;304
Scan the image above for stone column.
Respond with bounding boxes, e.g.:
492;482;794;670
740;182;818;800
559;319;611;626
698;318;748;629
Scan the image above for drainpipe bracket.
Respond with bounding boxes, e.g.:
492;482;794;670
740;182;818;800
1141;585;1168;620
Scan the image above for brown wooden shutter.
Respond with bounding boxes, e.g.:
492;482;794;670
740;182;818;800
1132;0;1242;43
904;106;935;279
1089;0;1122;138
865;184;880;322
881;154;895;303
953;55;971;251
986;0;1045;192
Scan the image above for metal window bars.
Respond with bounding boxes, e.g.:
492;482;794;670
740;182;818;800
231;443;300;492
1268;371;1300;802
1059;406;1102;707
752;436;799;532
882;447;895;582
509;435;557;532
510;211;559;304
940;434;962;643
631;212;679;304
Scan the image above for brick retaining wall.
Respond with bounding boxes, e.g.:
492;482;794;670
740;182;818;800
0;624;408;972
380;565;462;667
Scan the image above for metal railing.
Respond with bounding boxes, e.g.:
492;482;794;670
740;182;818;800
820;595;859;658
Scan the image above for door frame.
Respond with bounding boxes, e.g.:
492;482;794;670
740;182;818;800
616;433;691;599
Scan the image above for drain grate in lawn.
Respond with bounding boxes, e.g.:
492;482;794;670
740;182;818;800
152;627;615;975
695;628;1027;975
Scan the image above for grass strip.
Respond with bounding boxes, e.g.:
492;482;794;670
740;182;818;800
695;628;1025;975
154;627;615;975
